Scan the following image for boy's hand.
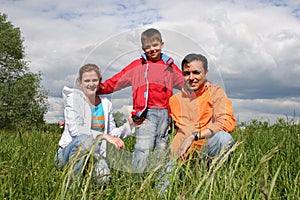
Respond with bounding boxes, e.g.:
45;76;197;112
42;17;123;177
97;82;104;91
130;110;146;127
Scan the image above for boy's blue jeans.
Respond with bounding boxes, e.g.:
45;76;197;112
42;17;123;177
54;134;110;183
157;131;235;193
132;108;170;173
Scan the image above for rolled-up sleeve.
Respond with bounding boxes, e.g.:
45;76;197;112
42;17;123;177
210;87;236;133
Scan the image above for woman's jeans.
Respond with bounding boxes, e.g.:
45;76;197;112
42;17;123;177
132;108;170;173
54;134;110;184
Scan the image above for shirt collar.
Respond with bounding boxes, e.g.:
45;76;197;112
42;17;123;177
182;81;210;97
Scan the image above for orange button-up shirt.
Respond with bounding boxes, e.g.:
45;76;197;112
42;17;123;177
169;81;236;156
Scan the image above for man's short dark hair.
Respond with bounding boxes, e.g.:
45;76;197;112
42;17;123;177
181;53;208;72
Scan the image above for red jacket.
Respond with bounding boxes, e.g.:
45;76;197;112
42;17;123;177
99;53;184;116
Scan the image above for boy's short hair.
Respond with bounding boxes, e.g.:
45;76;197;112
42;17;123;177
141;28;163;45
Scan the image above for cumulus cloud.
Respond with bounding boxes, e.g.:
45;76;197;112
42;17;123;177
1;0;300;123
45;96;64;123
232;97;300;124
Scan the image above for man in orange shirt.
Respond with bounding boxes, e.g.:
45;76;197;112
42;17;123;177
169;53;236;161
157;53;236;194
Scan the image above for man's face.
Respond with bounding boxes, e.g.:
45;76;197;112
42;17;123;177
142;39;164;62
182;60;208;92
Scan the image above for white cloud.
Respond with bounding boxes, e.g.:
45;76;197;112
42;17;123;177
1;0;300;123
233;97;300;124
44;96;64;123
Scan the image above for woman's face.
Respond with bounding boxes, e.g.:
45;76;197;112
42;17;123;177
79;70;100;97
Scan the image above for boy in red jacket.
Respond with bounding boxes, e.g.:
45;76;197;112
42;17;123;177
99;28;184;173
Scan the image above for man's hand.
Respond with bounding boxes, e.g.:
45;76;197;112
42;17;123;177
179;134;195;160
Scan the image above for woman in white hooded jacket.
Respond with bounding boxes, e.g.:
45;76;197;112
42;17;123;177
55;64;135;183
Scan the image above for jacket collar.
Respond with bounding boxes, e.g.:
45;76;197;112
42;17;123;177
141;53;174;66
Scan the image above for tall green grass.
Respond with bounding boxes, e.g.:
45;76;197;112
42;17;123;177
0;119;299;199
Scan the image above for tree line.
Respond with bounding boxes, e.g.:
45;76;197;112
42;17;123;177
0;13;128;130
0;13;48;130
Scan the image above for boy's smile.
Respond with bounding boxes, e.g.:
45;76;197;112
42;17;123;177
142;40;164;62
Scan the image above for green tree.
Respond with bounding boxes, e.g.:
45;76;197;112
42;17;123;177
0;13;48;129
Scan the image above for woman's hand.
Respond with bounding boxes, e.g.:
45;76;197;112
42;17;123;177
128;112;135;128
103;134;125;150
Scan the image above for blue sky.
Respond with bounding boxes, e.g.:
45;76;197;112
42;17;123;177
1;0;300;124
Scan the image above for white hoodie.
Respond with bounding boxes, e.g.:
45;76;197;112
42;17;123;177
58;86;134;156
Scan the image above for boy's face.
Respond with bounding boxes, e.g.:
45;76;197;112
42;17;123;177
142;39;164;62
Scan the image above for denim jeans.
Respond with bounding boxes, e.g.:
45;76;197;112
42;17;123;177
157;131;235;193
202;131;235;159
54;134;110;183
132;108;170;173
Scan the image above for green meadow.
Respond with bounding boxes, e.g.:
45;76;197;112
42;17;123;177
0;119;299;200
